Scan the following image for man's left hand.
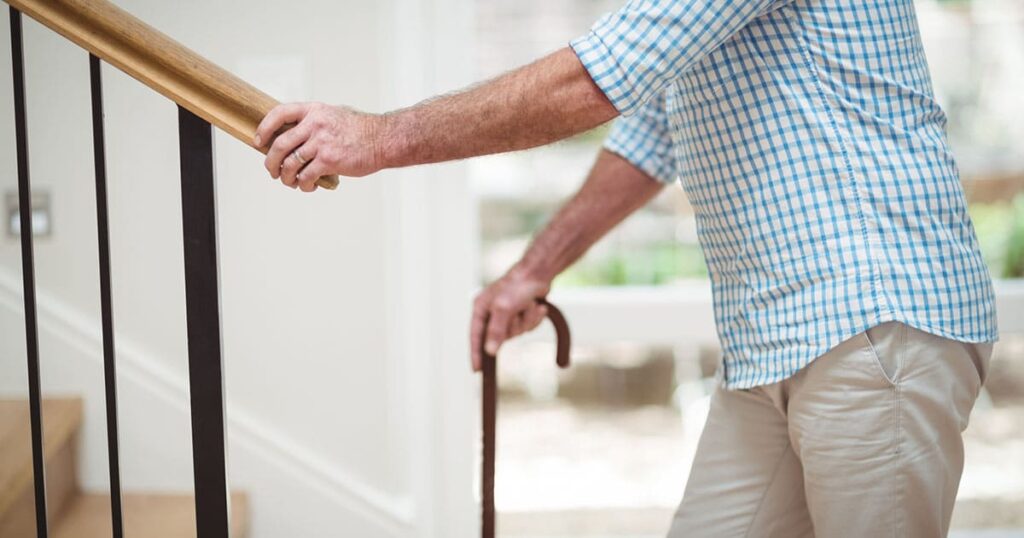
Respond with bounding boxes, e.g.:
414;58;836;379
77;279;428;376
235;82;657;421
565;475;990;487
255;102;386;192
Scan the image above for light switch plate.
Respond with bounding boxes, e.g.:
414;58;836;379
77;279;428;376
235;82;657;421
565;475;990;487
6;191;51;238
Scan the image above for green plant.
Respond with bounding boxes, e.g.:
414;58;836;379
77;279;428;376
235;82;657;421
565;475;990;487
969;195;1024;278
555;243;707;287
1001;196;1024;278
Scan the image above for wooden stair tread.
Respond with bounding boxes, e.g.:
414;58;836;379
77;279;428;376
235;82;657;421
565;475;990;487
53;492;249;538
0;398;83;516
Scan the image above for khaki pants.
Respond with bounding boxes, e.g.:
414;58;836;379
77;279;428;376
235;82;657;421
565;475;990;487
669;322;992;538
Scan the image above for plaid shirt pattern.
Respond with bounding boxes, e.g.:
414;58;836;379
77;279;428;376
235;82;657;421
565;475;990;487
572;0;998;388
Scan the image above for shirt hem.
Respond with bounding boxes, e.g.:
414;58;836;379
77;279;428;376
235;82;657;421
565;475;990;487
717;314;999;391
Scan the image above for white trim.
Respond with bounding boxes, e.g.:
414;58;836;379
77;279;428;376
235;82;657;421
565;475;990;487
379;0;435;533
378;0;479;535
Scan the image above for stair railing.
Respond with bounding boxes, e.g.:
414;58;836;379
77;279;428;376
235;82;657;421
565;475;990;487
4;1;336;536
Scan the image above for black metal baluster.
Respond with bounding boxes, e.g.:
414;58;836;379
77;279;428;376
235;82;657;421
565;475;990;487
178;106;231;538
9;7;48;538
89;53;124;538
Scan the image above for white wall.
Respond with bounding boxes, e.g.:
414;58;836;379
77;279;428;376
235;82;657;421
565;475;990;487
0;0;477;536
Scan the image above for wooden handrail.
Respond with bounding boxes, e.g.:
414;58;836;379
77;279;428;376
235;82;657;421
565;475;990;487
6;0;339;190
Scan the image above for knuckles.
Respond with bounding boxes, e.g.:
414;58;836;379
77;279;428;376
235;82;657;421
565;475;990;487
320;149;342;167
263;102;382;183
492;297;516;312
282;156;298;173
307;115;327;129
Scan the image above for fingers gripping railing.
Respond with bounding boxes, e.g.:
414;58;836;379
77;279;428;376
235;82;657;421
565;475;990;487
480;300;572;538
6;0;339;190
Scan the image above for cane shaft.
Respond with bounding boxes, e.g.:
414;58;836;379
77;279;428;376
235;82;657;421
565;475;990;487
480;299;570;538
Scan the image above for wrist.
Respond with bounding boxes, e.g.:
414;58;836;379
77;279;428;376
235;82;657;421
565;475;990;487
509;258;557;291
375;111;412;170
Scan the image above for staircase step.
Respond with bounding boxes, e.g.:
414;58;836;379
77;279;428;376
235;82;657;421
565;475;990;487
52;492;249;538
0;398;83;533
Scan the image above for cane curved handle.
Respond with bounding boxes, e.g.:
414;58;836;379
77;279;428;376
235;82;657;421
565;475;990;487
481;299;571;538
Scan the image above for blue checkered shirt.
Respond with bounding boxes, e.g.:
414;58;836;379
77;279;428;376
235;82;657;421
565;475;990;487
571;0;998;388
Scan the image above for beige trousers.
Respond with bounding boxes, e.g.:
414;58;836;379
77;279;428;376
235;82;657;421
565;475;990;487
669;322;992;538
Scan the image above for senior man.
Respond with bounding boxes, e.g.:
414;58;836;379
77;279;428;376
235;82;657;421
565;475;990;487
257;0;997;535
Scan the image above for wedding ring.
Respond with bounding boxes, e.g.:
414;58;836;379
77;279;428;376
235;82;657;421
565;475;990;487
292;150;308;165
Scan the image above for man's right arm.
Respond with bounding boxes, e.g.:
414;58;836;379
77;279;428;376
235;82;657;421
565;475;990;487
470;149;666;370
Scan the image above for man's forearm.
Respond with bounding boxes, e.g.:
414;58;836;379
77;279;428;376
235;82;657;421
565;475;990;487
380;48;618;169
470;149;665;363
256;48;618;188
511;149;665;283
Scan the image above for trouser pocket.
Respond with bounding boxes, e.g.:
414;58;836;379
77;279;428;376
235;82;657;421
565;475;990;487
861;321;907;386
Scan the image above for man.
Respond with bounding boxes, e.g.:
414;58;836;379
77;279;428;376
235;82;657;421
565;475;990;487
257;0;997;535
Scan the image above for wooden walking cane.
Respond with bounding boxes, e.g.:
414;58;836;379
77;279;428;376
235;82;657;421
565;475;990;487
481;299;571;538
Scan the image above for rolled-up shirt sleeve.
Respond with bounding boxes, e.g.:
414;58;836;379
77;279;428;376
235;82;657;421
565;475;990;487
571;0;789;116
604;92;678;184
